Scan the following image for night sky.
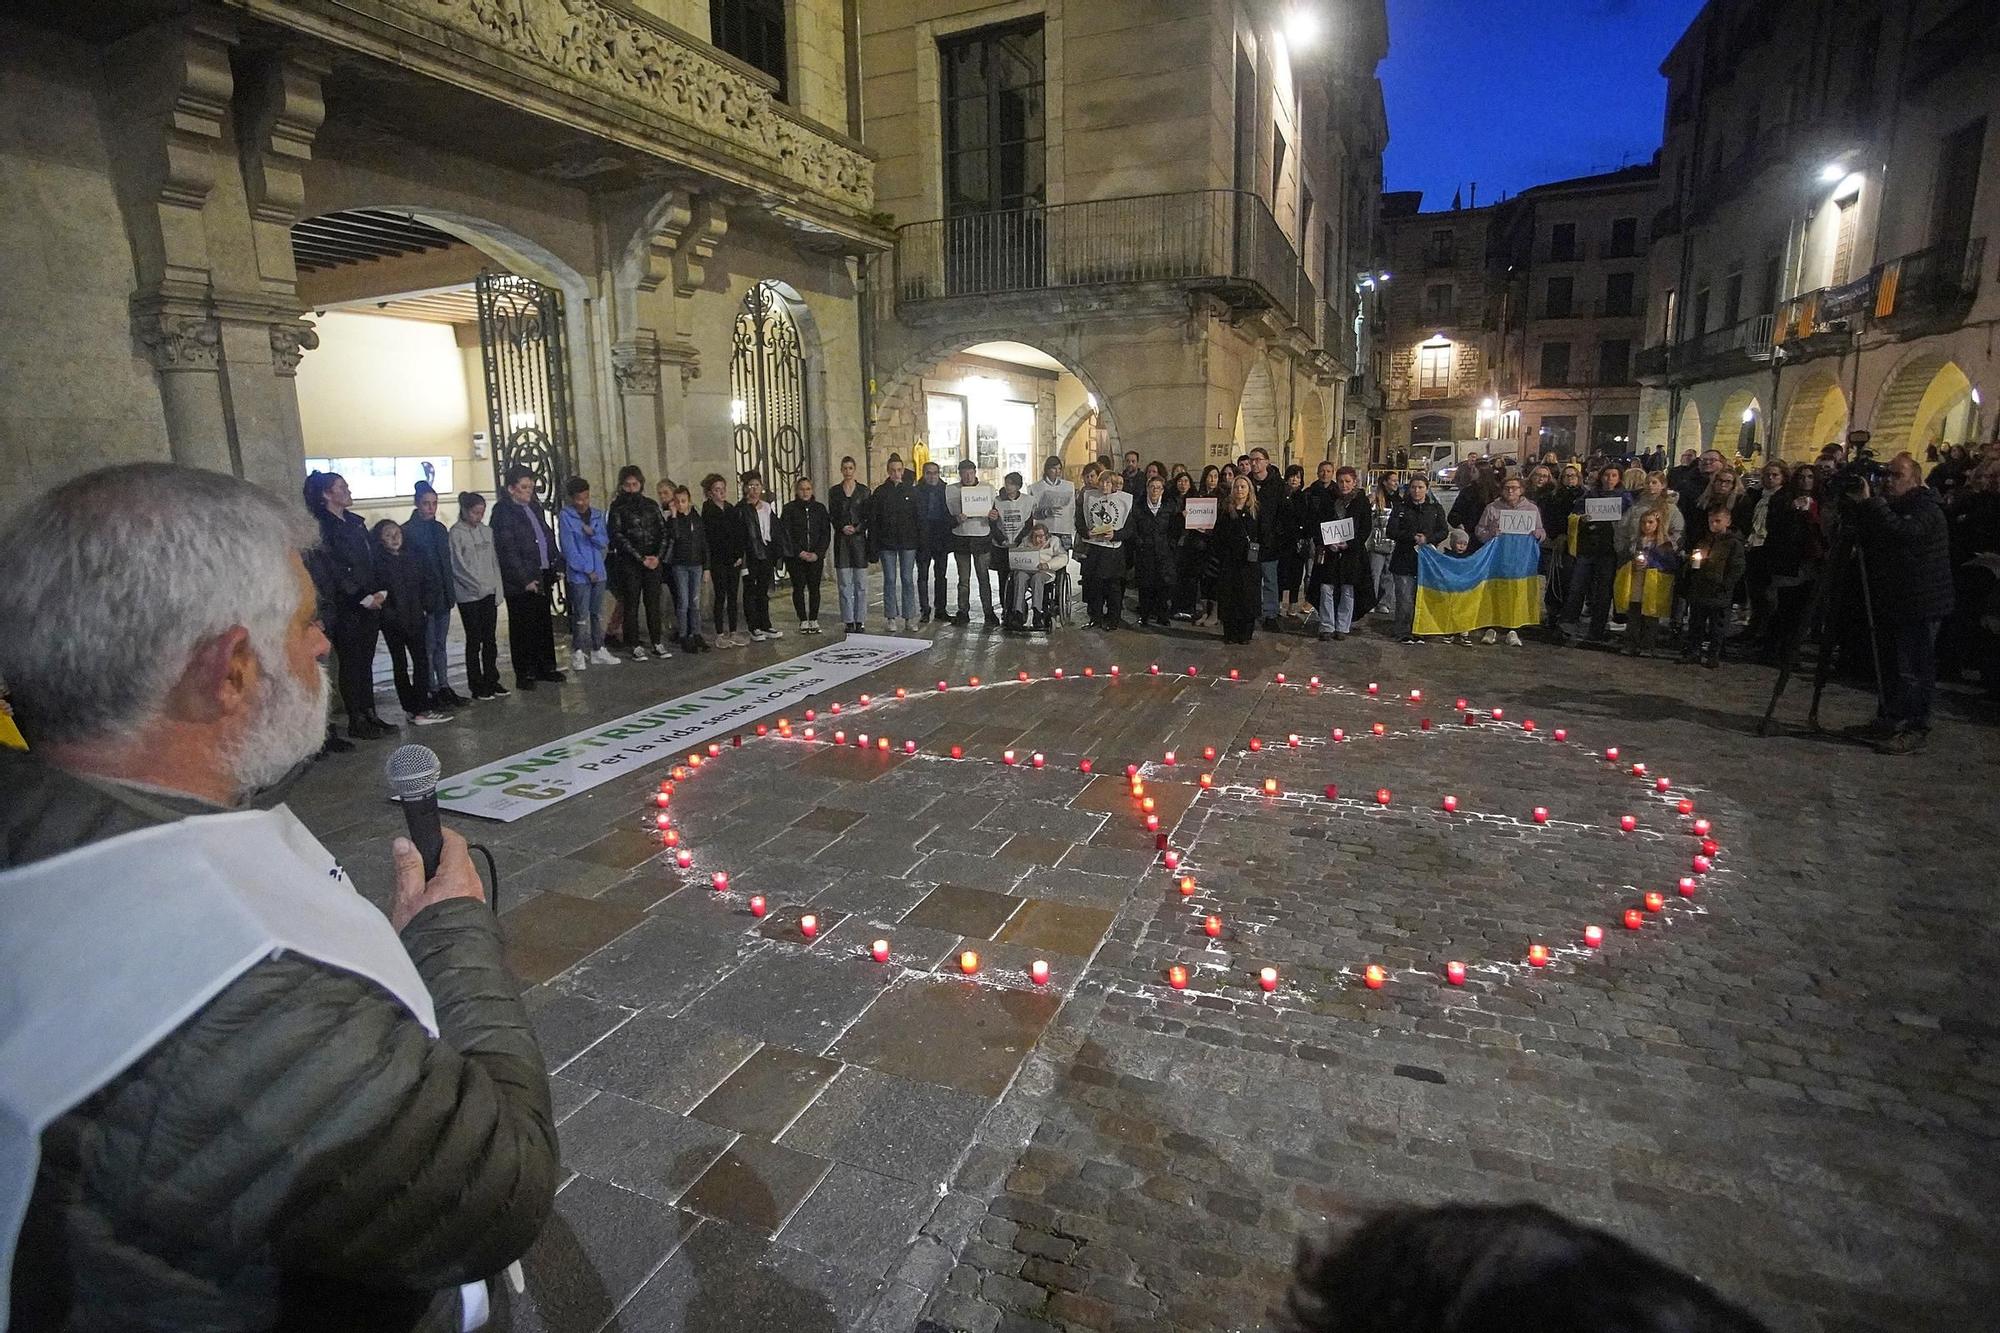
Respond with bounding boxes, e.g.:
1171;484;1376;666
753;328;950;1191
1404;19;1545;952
1379;0;1707;207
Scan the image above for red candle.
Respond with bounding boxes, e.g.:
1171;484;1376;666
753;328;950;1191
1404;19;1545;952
1619;814;1637;832
1491;708;1505;721
655;811;672;829
1260;967;1279;992
1461;712;1473;725
1031;959;1050;985
1078;758;1092;773
896;687;908;698
1678;799;1695;815
1179;876;1197;895
1367;682;1379;694
755;724;768;737
1262;778;1279;795
859;693;871;705
1623;908;1643;930
1134;785;1149;802
877;736;891;751
1274;672;1286;684
1325;783;1339;799
959;950;980;975
1145;814;1160;831
1678;876;1698;897
1655;776;1671;792
1140;795;1155;811
1003;749;1017;765
1375;788;1392;806
1420;715;1434;732
1126;763;1140;778
1164;850;1181;870
1202;746;1217;761
800;913;819;938
1309;675;1322;688
1187;665;1199;676
1332;728;1346;742
937;680;948;691
1693;854;1712;873
1229;668;1241;680
1288;733;1300;747
1584;925;1604;947
1410;689;1423;702
804;709;817;721
1522;719;1536;732
673;766;687;779
711;871;729;891
1454;697;1468;710
1631;762;1647;777
1364;964;1386;989
829;702;842;715
949;744;963;759
1553;728;1568;742
1644;891;1666;912
1083;667;1095;678
1371;722;1386;736
749;895;767;917
833;730;846;745
1204;915;1222;937
1249;737;1263;751
1109;665;1120;677
969;675;981;687
1154;832;1168;850
870;938;889;962
1054;667;1064;678
1164;750;1177;765
663;828;681;848
854;732;869;748
1446;961;1467;984
1528;945;1550;967
1031;752;1045;768
1149;663;1160;675
675;850;693;869
904;740;917;754
1017;671;1028;682
1701;838;1719;857
1532;807;1549;824
803;727;816;740
1442;795;1458;812
1168;965;1189;989
1605;746;1620;762
1199;773;1214;788
706;743;722;758
1692;818;1712;836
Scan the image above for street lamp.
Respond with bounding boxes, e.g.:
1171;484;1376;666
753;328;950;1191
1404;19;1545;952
1818;163;1845;184
1286;8;1320;48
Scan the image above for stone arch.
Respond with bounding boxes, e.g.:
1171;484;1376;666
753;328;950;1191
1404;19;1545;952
871;334;1122;479
1714;388;1763;457
1233;358;1282;459
1777;370;1848;461
1672;398;1703;460
1057;400;1103;468
728;277;831;492
1871;347;1978;455
1296;385;1331;467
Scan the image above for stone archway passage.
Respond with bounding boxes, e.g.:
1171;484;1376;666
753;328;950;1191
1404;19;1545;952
1713;389;1762;457
1233;360;1281;460
1874;353;1977;455
873;336;1121;477
1779;374;1847;461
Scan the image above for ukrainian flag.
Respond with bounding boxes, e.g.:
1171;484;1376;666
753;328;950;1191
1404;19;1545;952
1413;533;1544;636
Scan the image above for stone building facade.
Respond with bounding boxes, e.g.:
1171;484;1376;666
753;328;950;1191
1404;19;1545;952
858;0;1389;478
1378;192;1497;456
0;0;887;520
1635;0;1998;464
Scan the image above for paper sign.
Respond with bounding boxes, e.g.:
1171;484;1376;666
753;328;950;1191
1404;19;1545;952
1497;509;1540;535
1319;517;1356;546
1182;497;1217;531
1585;497;1623;522
957;485;993;517
1008;548;1067;572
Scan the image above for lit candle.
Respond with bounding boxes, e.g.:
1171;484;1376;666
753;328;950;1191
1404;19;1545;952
1288;733;1300;747
1054;667;1064;678
1606;746;1620;762
937;680;948;691
1109;666;1120;677
1141;797;1156;813
1533;807;1549;824
1187;665;1199;676
1325;783;1339;799
1179;876;1196;895
1691;547;1705;568
1260;967;1279;992
1332;728;1346;742
756;724;768;737
833;730;846;745
1204;915;1222;937
1164;850;1181;870
1145;814;1160;831
706;743;722;758
1263;778;1279;795
1528;945;1550;967
655;812;671;829
1655;776;1671;792
663;829;680;847
1168;965;1189;989
1522;719;1537;732
854;733;868;748
1003;749;1017;765
877;736;890;751
1126;764;1140;778
1677;876;1698;897
1619;814;1637;832
1442;795;1459;812
969;675;981;687
1584;925;1604;947
1635;551;1648;569
1454;697;1468;710
712;872;729;891
859;693;871;705
1150;663;1161;675
1031;959;1050;985
1199;773;1214;788
1371;722;1386;736
749;895;767;917
1032;752;1046;768
1631;762;1646;777
1692;817;1712;836
1367;682;1379;695
1309;675;1322;688
1230;669;1241;680
1677;799;1694;815
1623;908;1643;930
1491;708;1505;721
1446;960;1467;984
1132;782;1147;799
904;740;918;754
949;744;963;759
1554;728;1568;741
1364;964;1386;989
896;687;908;698
1693;854;1712;874
1017;671;1028;682
1249;737;1263;751
804;709;817;722
830;702;842;715
1079;758;1092;773
1164;750;1177;765
871;938;890;962
803;727;816;740
800;913;819;938
1644;891;1666;912
1701;838;1719;857
1083;667;1095;678
1202;746;1217;761
675;849;692;869
1375;788;1392;806
959;950;980;975
1410;689;1423;702
1275;672;1286;684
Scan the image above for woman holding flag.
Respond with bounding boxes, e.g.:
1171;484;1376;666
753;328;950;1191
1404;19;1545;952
1468;476;1546;645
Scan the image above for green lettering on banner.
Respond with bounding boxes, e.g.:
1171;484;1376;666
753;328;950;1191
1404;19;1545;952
475;772;516;788
504;783;565;801
602;725;645;740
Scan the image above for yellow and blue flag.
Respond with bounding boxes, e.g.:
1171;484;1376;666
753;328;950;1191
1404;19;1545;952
1413;533;1543;636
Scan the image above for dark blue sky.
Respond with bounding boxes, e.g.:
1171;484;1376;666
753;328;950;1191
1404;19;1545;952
1379;0;1707;207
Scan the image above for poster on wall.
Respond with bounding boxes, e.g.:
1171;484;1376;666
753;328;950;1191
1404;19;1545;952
976;423;1001;472
926;393;966;468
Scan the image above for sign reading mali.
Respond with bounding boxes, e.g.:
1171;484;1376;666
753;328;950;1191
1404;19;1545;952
438;636;931;821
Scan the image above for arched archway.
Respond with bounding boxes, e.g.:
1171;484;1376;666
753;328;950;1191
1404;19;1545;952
1673;399;1703;462
729;278;828;499
1057;401;1103;469
1233;359;1281;460
1872;349;1979;455
1778;371;1848;461
1296;387;1330;467
1714;389;1763;458
872;335;1121;482
1410;414;1452;444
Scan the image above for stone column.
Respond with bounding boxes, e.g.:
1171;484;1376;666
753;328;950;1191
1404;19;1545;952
135;305;233;475
612;333;666;479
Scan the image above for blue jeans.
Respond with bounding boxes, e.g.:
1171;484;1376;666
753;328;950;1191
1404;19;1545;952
1261;560;1280;618
422;608;451;693
1879;616;1942;732
1393;574;1418;637
671;565;702;641
837;565;868;624
1316;582;1355;634
566;578;605;651
880;548;917;621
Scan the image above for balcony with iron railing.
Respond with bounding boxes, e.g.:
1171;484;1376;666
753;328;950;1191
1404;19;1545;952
893;189;1317;337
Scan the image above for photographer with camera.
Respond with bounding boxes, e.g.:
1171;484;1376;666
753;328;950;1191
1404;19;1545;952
0;464;556;1329
1851;452;1954;754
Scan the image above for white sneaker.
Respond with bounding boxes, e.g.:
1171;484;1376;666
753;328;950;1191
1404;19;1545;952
630;645;648;661
1505;630;1523;647
410;710;454;726
723;633;745;648
749;629;770;642
1480;629;1498;645
651;642;673;658
571;649;589;672
592;647;620;666
1456;633;1476;646
765;627;785;639
886;617;903;633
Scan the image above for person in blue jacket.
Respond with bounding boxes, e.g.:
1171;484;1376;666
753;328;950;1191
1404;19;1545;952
558;476;620;672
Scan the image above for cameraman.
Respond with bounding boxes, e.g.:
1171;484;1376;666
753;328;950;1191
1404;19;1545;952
0;464;556;1329
1853;452;1954;754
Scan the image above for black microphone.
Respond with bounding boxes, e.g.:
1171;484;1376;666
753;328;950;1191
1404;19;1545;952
386;744;445;879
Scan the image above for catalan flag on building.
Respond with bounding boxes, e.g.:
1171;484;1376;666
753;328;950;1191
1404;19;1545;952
1413;533;1543;636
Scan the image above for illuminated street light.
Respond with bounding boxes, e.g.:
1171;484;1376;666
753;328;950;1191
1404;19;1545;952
1287;8;1320;47
1818;163;1845;183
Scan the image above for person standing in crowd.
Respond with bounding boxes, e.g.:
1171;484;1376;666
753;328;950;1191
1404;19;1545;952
370;520;452;725
1615;507;1679;656
828;455;871;633
491;464;565;689
1854;452;1955;753
734;470;786;643
914;459;952;626
1274;464;1311;625
1448;460;1498;539
1211;473;1262;645
1560;463;1632;644
1368;474;1402;621
303;471;390;740
1121;449;1145;498
700;473;745;647
782;475;831;634
1468;474;1546;646
1388;474;1449;644
1942;455;2000;691
1758;462;1826;663
947;457;1000;627
448;491;506;698
557;476;618;672
1080;467;1136;630
1738;461;1788;644
1247;448;1285;630
870;453;921;632
1308;465;1374;643
1680;505;1746;668
403;482;464;710
991;471;1034;628
1027;455;1077;620
1186;465;1223;626
1129;472;1180;628
608;464;670;661
1169;471;1203;620
1677;449;1727;532
1618;469;1686;555
664;484;711;652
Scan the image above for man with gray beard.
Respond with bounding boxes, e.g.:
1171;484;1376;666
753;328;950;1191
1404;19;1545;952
0;464;554;1331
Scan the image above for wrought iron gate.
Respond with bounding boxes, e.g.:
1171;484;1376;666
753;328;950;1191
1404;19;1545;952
476;269;577;532
730;282;810;497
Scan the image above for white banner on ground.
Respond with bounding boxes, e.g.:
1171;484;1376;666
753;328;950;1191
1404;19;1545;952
437;636;931;821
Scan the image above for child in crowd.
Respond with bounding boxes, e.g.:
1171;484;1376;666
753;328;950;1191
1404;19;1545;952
665;485;711;652
371;519;451;725
1614;507;1679;656
447;491;506;698
557;475;618;671
1681;505;1746;669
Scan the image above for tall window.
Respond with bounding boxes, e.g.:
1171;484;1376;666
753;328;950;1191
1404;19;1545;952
1607;216;1638;258
1544;276;1574;318
1427;227;1454;267
1417;343;1452;397
1759;256;1782;312
1271;127;1289;204
1723;270;1744;325
1549;222;1577;262
1930;118;1986;253
941;21;1046;217
1597;338;1631;385
1424;283;1454;321
1539;341;1572;386
1603;271;1635;316
712;0;787;97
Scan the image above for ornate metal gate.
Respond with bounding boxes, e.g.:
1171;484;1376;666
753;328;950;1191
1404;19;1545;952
730;282;810;496
476;269;578;526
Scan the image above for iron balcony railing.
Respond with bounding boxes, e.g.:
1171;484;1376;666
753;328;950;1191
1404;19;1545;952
894;189;1316;333
1873;236;1985;323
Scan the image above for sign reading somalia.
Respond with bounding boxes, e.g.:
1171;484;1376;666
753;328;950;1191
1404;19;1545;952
437;636;931;821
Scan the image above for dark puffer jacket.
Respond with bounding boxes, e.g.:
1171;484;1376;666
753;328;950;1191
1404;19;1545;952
1861;486;1955;623
607;490;668;568
2;748;557;1332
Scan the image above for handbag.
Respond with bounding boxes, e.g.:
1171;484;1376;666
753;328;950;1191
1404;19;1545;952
1245;541;1260;564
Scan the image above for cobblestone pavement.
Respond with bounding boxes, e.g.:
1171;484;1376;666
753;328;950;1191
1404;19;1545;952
289;607;2000;1333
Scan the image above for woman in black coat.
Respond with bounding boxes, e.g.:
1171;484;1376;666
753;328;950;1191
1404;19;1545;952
781;476;833;632
303;470;390;740
1128;474;1180;627
1209;475;1263;645
1306;466;1375;641
1275;465;1312;621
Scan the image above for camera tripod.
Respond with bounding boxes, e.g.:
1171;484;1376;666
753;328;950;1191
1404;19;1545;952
1757;538;1886;737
